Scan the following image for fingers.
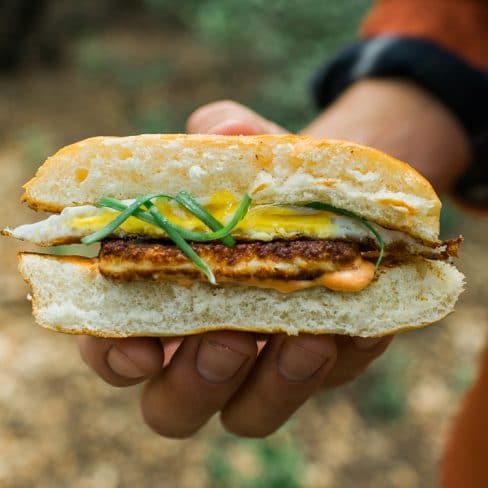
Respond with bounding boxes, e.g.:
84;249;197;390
77;336;164;387
187;100;287;135
141;331;258;439
322;335;394;389
79;332;392;438
221;334;337;437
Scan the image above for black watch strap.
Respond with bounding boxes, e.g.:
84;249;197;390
312;36;488;208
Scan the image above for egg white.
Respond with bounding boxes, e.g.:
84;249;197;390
5;200;444;259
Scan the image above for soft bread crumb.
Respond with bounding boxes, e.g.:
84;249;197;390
19;253;464;338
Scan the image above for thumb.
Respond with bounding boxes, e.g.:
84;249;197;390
187;100;287;135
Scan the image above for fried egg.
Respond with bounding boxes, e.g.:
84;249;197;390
4;191;449;257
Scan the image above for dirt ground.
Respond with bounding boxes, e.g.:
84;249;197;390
1;23;487;488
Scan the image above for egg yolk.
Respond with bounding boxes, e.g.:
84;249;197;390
69;191;336;239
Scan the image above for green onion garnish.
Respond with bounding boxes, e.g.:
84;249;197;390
96;194;251;242
81;198;150;245
143;199;216;284
175;191;236;247
305;202;385;271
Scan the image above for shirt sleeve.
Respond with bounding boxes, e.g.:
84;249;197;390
362;0;488;72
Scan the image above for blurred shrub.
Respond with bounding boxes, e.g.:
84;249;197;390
130;100;200;134
353;347;410;423
139;0;372;131
440;199;463;239
76;37;171;91
66;0;371;132
7;1;372;131
450;363;475;395
75;37;107;75
206;430;304;488
16;127;54;168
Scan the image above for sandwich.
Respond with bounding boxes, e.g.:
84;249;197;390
2;134;464;337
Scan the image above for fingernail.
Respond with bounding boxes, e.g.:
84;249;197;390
107;346;146;378
206;118;239;132
196;339;249;383
206;119;258;136
352;337;384;350
278;339;330;381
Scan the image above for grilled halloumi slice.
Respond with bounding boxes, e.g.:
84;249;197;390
99;239;376;292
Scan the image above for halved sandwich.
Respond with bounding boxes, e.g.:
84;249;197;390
2;134;464;337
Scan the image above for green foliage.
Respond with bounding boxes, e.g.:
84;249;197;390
183;0;371;130
76;1;372;132
16;128;53;169
130;104;194;134
206;431;304;488
75;37;106;75
143;0;197;23
440;199;463;239
354;346;410;423
75;37;171;91
450;363;475;395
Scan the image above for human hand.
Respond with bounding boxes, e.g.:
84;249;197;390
77;100;393;438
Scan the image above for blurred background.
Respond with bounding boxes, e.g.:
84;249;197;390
1;1;487;486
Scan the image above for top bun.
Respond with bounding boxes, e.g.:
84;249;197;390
22;134;440;242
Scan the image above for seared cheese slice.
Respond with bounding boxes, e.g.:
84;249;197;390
99;239;376;293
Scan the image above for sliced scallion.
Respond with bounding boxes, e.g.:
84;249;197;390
81;198;149;245
96;194;251;242
175;191;236;247
305;202;385;271
143;199;216;284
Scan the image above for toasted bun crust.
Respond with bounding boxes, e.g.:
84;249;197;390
22;134;440;242
18;253;464;338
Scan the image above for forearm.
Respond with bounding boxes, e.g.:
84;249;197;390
301;78;472;193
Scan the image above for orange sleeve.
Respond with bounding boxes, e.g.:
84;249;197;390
441;347;488;488
362;6;488;484
361;0;488;71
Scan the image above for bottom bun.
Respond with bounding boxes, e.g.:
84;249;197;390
18;253;464;338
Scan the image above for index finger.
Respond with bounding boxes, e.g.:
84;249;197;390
187;100;287;135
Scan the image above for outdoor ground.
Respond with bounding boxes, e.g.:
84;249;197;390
0;2;487;487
